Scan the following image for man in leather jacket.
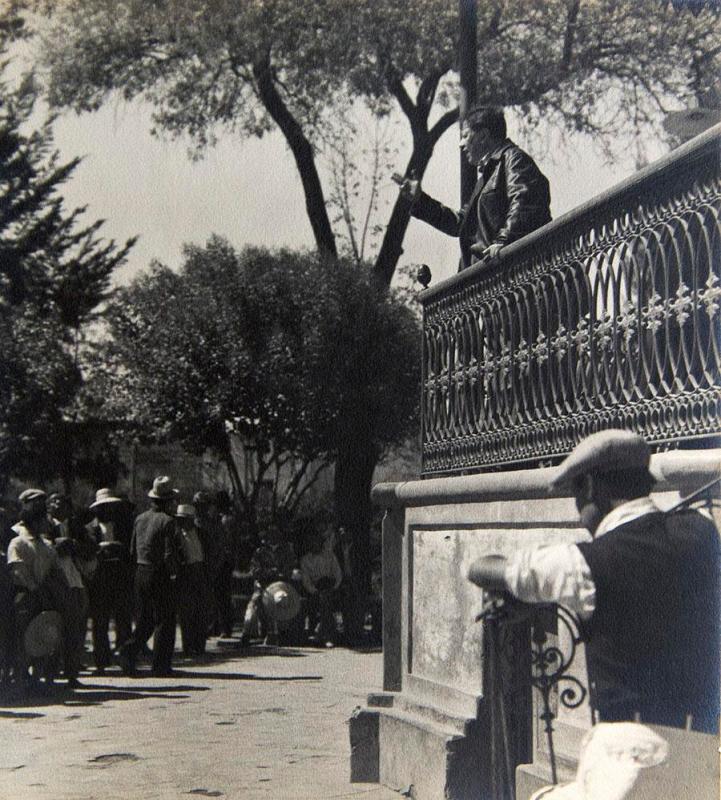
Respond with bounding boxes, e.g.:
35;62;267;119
403;105;551;271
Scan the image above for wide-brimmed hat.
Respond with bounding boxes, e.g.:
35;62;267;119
18;488;46;503
175;503;196;519
550;430;652;491
262;581;301;623
90;488;123;509
148;476;180;500
23;611;63;659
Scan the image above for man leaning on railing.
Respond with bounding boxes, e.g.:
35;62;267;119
397;105;551;271
467;429;721;734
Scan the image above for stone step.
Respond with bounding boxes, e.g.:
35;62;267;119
376;703;467;741
390;693;474;737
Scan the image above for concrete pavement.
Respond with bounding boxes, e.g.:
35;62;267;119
0;642;399;800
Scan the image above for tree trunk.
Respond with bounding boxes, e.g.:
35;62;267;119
334;432;378;645
252;54;337;259
373;110;458;286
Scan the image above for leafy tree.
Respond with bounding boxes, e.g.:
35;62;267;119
0;67;135;487
20;1;720;279
94;238;421;554
14;0;719;575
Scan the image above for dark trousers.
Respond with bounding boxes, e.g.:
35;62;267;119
306;590;336;643
65;587;89;679
178;562;209;655
127;565;176;674
90;561;133;668
211;561;234;636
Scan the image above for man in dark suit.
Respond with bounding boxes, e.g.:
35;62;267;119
402;105;551;271
120;476;179;677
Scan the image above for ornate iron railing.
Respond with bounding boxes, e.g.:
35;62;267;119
420;124;721;475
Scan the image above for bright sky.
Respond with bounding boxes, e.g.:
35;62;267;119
49;99;667;288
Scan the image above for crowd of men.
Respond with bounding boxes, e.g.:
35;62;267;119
0;474;360;694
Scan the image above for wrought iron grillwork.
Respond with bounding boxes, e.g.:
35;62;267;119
421;125;721;475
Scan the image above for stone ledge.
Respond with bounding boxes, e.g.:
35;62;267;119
372;449;721;508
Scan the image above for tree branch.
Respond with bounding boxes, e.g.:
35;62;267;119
384;61;420;130
288;461;331;513
416;67;449;120
252;50;337;258
428;106;460;148
561;0;582;74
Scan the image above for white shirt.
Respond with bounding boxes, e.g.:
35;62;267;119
504;497;660;620
97;520;116;543
300;540;343;594
7;523;60;590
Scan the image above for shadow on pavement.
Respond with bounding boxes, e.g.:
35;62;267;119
0;709;45;718
0;685;200;708
347;645;382;655
142;670;323;681
214;643;308;658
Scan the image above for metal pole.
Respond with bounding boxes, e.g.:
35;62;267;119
459;0;478;205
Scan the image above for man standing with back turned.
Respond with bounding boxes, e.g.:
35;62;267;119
401;105;551;270
121;476;179;677
467;430;720;733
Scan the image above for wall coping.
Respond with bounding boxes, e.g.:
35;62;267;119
372;449;721;508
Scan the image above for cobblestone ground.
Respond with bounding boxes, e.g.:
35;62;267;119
0;640;399;800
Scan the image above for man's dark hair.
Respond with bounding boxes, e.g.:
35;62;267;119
595;468;655;500
464;105;506;140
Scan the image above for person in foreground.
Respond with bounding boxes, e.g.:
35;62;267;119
400;105;551;270
467;429;720;733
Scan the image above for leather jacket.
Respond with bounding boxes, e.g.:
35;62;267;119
412;139;551;270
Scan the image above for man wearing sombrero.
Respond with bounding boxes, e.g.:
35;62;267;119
467;429;720;733
86;488;133;675
119;476;180;677
7;488;73;691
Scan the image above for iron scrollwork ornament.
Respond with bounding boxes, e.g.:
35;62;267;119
529;604;587;785
479;597;588;787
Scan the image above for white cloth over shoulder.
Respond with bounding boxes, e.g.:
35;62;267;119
503;497;660;619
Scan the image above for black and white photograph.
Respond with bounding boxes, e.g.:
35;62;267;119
0;1;719;798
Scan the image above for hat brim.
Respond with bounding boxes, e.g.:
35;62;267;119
19;491;47;503
90;497;123;509
148;489;180;499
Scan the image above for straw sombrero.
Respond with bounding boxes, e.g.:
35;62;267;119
262;581;301;623
23;611;63;659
